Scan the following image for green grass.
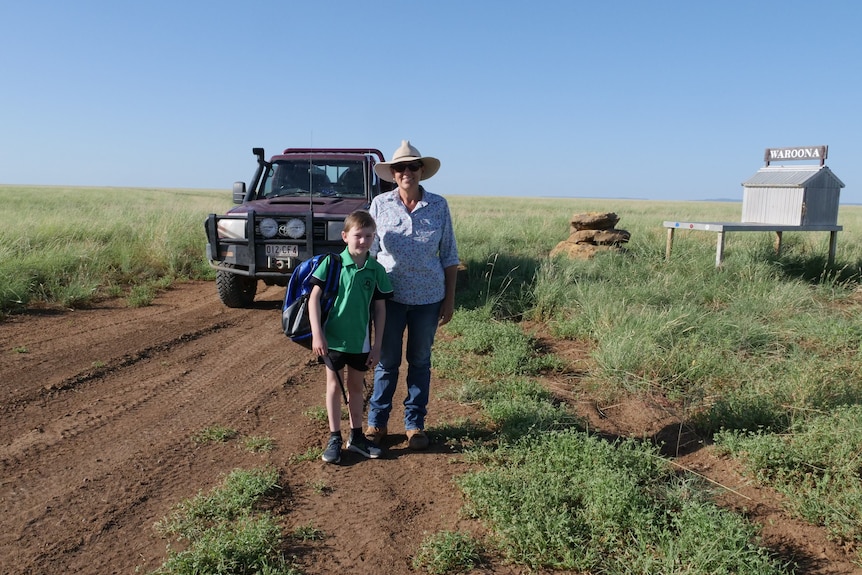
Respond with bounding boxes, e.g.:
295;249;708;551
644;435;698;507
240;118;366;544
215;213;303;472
192;425;238;444
243;436;275;453
302;405;328;423
288;446;322;464
152;467;299;575
412;530;483;574
434;306;579;442
291;523;325;542
439;306;563;376
716;405;862;549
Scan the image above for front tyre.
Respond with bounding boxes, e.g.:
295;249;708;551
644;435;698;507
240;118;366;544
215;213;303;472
216;269;257;308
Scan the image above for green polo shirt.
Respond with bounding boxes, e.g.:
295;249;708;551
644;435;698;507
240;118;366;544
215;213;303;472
311;247;393;353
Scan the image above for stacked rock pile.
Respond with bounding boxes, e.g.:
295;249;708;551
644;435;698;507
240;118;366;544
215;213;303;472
549;211;631;259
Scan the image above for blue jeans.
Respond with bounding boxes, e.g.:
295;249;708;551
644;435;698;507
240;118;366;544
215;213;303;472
368;299;441;432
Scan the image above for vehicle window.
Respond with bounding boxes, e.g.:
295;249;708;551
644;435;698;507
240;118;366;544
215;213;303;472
263;160;367;198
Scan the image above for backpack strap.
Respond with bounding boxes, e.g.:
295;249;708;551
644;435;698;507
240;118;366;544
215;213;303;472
319;253;343;316
320;353;348;404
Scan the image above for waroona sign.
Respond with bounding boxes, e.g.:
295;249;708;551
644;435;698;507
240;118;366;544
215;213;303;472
764;145;828;166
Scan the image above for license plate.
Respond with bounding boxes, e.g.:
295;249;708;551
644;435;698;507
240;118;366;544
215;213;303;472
265;244;298;257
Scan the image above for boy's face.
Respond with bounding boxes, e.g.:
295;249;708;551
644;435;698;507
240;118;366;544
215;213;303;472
342;225;375;255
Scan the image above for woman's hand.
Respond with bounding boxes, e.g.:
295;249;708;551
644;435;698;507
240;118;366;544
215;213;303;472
438;300;454;326
366;349;378;368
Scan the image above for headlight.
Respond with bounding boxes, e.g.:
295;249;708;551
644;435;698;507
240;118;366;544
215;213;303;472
259;218;279;238
217;218;247;239
282;218;306;239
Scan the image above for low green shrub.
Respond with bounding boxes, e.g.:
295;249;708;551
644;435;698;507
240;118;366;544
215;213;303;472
458;430;789;574
152;467;298;575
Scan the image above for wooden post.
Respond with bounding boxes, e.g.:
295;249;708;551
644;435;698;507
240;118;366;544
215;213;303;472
773;231;783;256
715;231;726;267
828;230;839;266
665;228;675;261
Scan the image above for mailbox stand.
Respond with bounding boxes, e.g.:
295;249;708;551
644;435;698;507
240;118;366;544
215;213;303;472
664;146;844;267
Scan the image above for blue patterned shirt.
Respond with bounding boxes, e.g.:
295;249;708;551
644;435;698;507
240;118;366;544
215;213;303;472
369;187;459;306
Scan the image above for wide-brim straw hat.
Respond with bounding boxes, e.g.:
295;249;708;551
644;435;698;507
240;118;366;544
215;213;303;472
374;140;441;183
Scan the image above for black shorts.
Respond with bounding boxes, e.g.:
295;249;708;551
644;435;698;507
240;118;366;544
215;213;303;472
319;350;369;372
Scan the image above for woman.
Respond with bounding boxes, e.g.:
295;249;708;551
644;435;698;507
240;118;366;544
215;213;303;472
365;140;459;450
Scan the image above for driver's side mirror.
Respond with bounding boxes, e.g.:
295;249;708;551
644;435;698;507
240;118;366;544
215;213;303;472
232;181;246;204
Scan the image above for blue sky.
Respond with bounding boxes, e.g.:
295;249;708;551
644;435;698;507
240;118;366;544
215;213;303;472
2;1;860;201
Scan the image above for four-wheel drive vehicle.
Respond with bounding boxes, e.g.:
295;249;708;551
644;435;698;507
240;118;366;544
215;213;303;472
205;147;392;307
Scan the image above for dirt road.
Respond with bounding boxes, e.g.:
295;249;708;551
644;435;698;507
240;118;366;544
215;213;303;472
1;282;859;574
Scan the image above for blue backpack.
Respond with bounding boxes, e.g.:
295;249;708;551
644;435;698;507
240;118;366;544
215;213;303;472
281;253;342;348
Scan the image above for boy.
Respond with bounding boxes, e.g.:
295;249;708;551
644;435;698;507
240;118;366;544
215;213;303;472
308;210;393;464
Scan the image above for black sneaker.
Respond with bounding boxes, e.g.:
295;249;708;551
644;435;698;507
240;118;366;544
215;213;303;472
346;435;382;459
322;435;342;464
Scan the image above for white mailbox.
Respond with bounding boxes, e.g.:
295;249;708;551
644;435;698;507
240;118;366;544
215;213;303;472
742;161;843;226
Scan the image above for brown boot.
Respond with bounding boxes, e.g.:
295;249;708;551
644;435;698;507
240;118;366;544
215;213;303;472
406;429;429;450
365;426;387;445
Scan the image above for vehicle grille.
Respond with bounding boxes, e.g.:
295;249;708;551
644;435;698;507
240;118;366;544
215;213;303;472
313;221;326;241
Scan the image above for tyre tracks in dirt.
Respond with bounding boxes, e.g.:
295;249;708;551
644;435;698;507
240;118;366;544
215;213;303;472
0;282;318;573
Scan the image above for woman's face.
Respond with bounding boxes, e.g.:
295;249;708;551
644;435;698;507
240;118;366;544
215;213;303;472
391;161;423;191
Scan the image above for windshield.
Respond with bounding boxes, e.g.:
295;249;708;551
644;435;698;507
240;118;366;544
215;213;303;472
261;159;368;199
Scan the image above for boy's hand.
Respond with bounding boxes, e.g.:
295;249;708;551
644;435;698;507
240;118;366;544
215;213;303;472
312;336;328;357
